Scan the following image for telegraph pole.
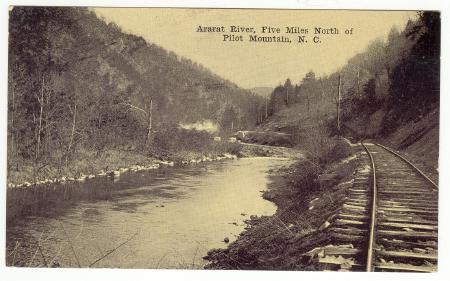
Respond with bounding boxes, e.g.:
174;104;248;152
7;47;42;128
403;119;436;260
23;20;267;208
357;69;360;96
286;87;289;105
265;98;268;119
337;75;342;133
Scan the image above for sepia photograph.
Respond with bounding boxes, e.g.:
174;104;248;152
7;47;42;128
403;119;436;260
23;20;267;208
3;2;442;274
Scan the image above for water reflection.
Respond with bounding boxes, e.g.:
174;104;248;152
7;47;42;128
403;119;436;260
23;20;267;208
7;157;291;268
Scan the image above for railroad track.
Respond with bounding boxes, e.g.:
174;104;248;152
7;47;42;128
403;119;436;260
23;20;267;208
319;142;438;272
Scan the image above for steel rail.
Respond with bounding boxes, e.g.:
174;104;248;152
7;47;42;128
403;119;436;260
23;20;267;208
375;143;438;189
361;141;377;272
361;141;437;272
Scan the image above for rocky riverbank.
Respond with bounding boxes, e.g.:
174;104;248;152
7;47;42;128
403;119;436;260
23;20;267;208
7;152;238;189
7;139;305;190
203;138;360;270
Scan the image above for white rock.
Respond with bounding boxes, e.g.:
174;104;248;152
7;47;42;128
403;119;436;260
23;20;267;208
319;221;331;230
76;176;86;183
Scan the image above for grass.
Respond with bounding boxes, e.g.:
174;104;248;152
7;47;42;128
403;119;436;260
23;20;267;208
8;137;242;185
7;148;153;185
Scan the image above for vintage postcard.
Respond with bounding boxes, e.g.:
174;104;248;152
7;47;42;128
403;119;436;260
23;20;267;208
5;5;440;273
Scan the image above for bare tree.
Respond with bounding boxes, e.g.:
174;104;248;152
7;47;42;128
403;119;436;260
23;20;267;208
35;75;45;160
121;99;153;144
66;94;77;165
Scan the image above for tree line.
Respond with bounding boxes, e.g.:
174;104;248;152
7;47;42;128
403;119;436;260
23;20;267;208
265;11;440;135
8;7;265;175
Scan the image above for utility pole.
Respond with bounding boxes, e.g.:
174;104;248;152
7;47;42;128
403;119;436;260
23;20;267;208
337;75;342;133
357;69;360;96
236;107;240;129
286;87;289;105
265;98;269;120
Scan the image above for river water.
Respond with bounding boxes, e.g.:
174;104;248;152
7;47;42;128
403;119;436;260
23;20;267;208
6;157;291;269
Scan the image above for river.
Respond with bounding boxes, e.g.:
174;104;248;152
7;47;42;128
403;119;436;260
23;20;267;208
6;157;292;269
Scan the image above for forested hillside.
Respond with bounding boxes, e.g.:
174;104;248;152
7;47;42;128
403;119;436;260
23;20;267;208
8;7;263;182
265;11;439;144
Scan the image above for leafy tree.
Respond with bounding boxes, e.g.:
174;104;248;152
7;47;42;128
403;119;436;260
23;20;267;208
388;11;440;121
8;6;266;179
303;71;316;83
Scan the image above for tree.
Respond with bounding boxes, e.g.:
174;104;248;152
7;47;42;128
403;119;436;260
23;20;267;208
8;7;267;183
303;71;316;83
284;78;293;105
363;78;377;111
220;104;238;132
120;99;154;145
388;11;440;118
269;86;287;115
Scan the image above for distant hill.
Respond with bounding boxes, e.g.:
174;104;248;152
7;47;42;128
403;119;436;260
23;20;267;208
249;87;274;98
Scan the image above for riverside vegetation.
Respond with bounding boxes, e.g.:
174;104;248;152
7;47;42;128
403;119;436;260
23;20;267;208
7;8;439;270
7;7;261;240
8;7;264;188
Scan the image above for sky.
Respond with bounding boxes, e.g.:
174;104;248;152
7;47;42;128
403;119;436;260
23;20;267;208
93;8;416;88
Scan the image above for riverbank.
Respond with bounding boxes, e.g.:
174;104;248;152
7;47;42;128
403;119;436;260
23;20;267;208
7;154;291;268
203;138;360;269
6;141;245;228
7;142;242;189
6;141;298;227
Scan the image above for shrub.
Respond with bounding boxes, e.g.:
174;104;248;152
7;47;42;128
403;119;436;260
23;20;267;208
323;139;352;165
152;127;213;152
291;160;321;193
225;142;243;156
